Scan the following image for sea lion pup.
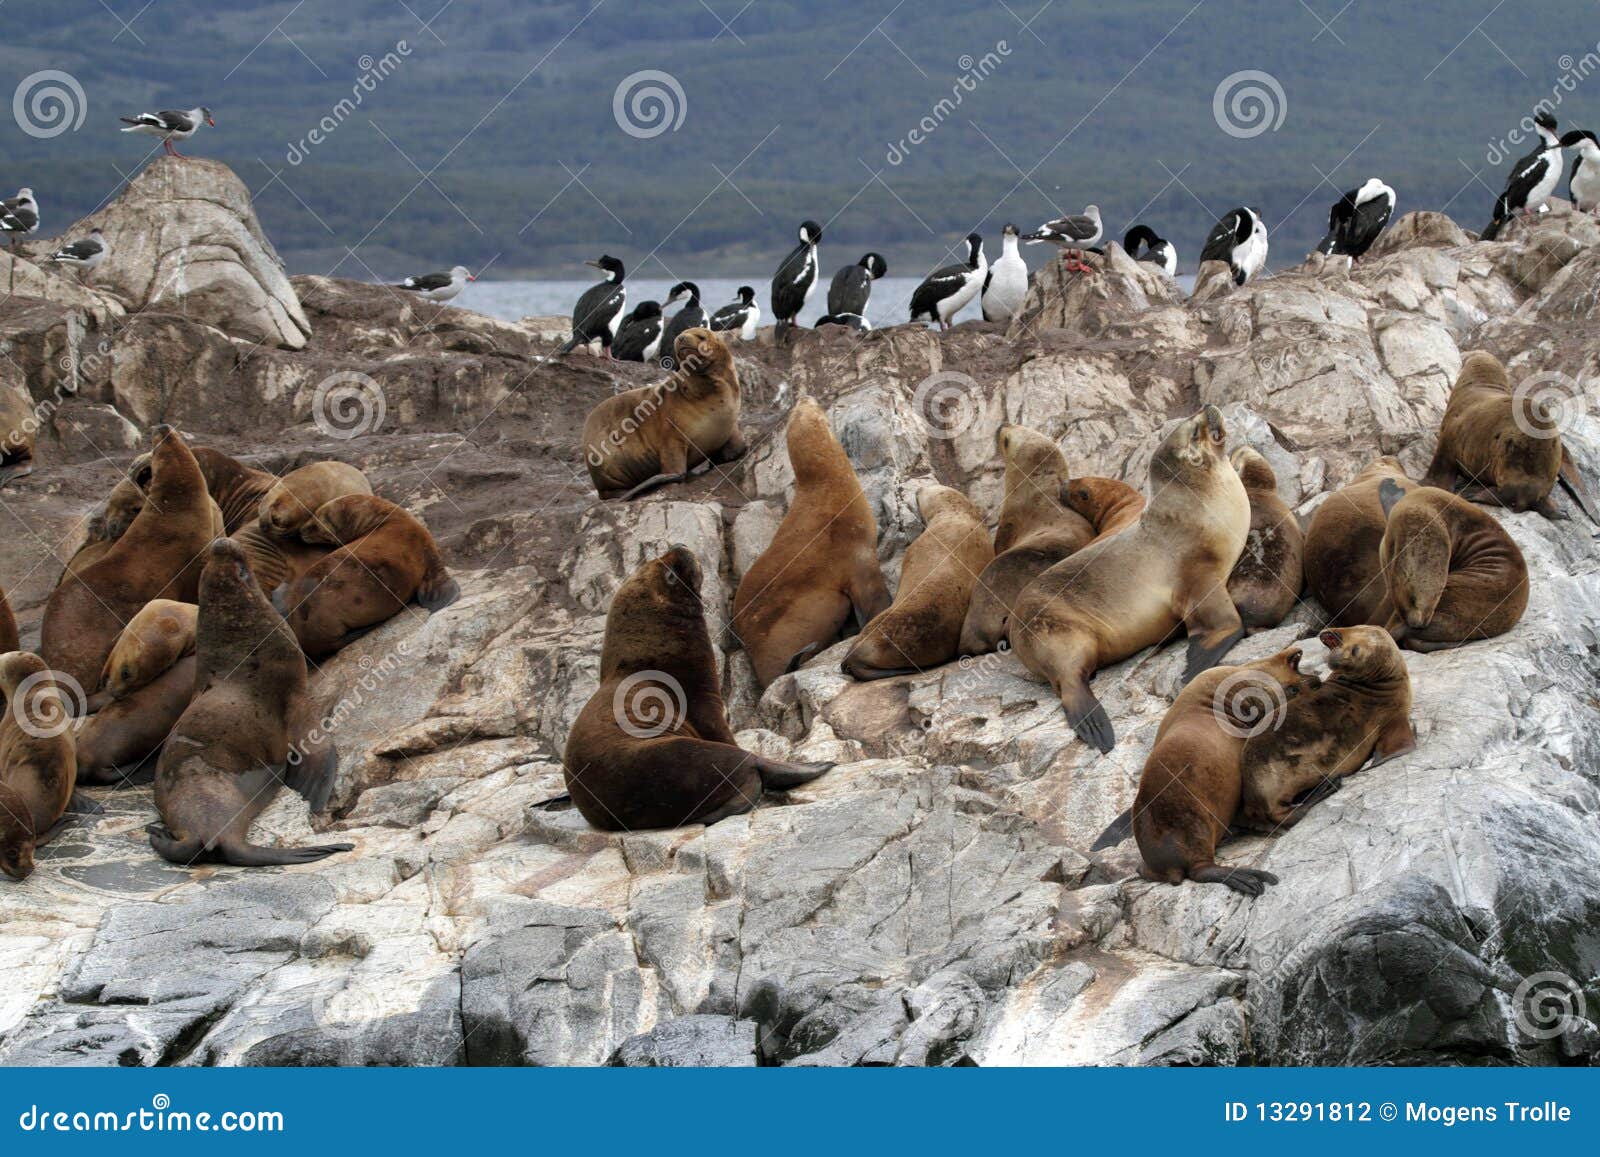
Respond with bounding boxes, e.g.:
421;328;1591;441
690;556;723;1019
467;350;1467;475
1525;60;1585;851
0;652;78;880
1302;457;1419;628
275;494;460;657
77;655;197;786
258;460;372;536
1376;480;1529;651
100;599;197;699
1132;646;1318;896
564;546;833;831
1063;476;1147;542
1009;406;1251;754
582;327;747;501
1423;350;1599;523
0;582;17;655
844;485;993;679
731;397;891;688
149;539;351;867
1237;626;1413;832
40;427;215;696
1227;447;1304;630
960;426;1093;655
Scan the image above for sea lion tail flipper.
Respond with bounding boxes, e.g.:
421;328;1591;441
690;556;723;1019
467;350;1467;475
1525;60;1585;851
417;573;461;612
1377;478;1407;519
222;841;356;867
0;460;35;488
281;745;341;814
1089;808;1134;851
1190;864;1279;896
65;789;105;815
618;472;688;502
1062;681;1115;754
756;758;835;790
1558;449;1600;525
146;823;205;864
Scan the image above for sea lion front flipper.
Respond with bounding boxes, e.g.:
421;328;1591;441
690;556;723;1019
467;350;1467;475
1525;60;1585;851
1090;808;1133;850
1180;585;1245;683
146;822;205;864
1558;447;1600;525
847;567;892;631
1190;864;1278;895
1063;681;1115;754
1368;713;1417;766
417;574;461;612
1182;627;1244;684
618;471;688;501
65;789;105;815
756;758;835;790
281;743;341;814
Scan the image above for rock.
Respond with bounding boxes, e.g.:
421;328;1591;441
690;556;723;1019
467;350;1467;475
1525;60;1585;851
609;1015;759;1066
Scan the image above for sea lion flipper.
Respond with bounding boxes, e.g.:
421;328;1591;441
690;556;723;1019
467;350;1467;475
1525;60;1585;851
1377;478;1407;519
847;568;892;631
281;743;340;814
0;461;34;489
1089;808;1133;851
1182;626;1244;684
64;789;105;815
784;641;820;674
221;841;356;867
1558;449;1600;525
1063;682;1115;754
1368;713;1417;766
618;472;687;502
147;823;205;864
1191;865;1278;895
417;574;461;612
756;758;835;790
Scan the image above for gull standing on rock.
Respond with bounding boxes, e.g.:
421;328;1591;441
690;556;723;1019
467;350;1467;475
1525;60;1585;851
0;189;39;249
395;264;475;303
910;233;987;331
982;224;1029;322
50;227;108;279
119;107;216;158
1024;205;1101;274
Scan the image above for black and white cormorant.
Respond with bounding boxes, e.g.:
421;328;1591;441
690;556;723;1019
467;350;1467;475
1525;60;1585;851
612;301;664;363
657;281;706;368
910;233;987;331
1122;224;1177;277
1562;129;1600;214
1315;178;1395;260
982;224;1028;321
1483;111;1562;240
819;252;887;329
120;107;215;157
770;219;821;342
1024;205;1101;273
50;227;107;276
709;286;760;340
1199;207;1268;285
395;264;474;302
558;255;627;356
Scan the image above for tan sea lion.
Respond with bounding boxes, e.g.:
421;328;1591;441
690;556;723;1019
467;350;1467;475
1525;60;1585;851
1227;447;1304;629
583;327;747;500
116;446;280;536
0;384;35;488
1063;475;1147;542
40;427;216;696
258;460;372;536
1238;626;1414;830
1131;646;1317;896
1302;457;1419;628
1423;350;1598;523
843;485;993;679
1377;480;1529;651
0;582;17;655
0;652;78;880
76;655;197;786
149;539;350;866
275;495;460;657
1010;407;1251;753
564;546;833;831
731;397;891;688
99;599;197;699
959;427;1094;655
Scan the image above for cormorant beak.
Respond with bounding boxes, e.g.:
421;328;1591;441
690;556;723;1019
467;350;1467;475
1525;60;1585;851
584;260;603;270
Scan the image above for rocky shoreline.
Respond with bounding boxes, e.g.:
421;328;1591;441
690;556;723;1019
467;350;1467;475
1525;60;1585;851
0;157;1596;1066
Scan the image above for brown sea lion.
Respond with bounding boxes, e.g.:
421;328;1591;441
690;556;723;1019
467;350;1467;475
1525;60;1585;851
1238;626;1414;830
0;385;35;488
583;327;747;500
0;652;78;880
0;582;17;655
258;460;372;536
1131;646;1317;896
959;427;1094;655
1227;447;1305;630
1302;457;1419;628
731;397;892;688
77;655;197;786
1063;475;1147;542
100;599;197;699
275;495;460;657
116;446;279;537
40;427;216;697
148;539;350;867
1377;480;1529;651
564;545;833;830
843;485;993;679
1010;407;1251;753
1423;350;1598;523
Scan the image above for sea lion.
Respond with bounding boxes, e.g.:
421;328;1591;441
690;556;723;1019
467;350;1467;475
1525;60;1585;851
0;582;17;655
116;445;279;536
583;327;747;500
731;397;892;688
275;494;460;657
99;599;197;699
564;545;833;831
0;652;78;880
1238;626;1414;830
1010;406;1251;753
843;485;993;679
1227;447;1304;629
1302;457;1419;628
258;460;372;536
1423;350;1599;523
1377;480;1529;651
148;538;350;867
40;427;216;696
1063;476;1147;542
1132;646;1317;896
0;384;34;488
959;426;1094;655
77;655;197;786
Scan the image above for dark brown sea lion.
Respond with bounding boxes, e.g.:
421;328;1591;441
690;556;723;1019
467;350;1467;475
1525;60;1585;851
731;397;891;688
115;445;280;537
148;539;350;867
0;652;78;880
0;582;16;655
563;545;833;831
1302;457;1419;628
582;328;747;500
1227;447;1304;630
0;384;35;488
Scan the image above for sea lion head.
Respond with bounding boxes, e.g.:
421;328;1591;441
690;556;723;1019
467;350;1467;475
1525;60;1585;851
1228;445;1278;492
101;601;196;698
102;476;147;540
200;537;259;607
601;545;706;676
997;424;1067;478
0;782;36;880
1152;405;1229;483
1318;626;1405;684
1378;486;1451;630
259;479;317;535
914;483;973;525
671;327;732;386
1458;350;1510;389
785;397;846;484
